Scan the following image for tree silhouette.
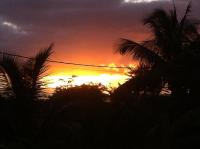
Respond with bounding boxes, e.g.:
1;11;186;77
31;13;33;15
0;44;53;100
0;44;53;146
116;2;200;96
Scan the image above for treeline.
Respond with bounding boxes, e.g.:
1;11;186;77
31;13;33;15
1;84;200;149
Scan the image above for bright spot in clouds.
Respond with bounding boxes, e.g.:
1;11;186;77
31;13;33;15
2;21;27;35
123;0;169;3
2;22;18;30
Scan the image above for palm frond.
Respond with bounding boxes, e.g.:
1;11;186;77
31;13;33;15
180;1;192;31
0;54;24;98
33;43;53;78
170;2;178;26
116;38;164;65
0;66;13;97
142;40;161;54
25;43;53;98
143;9;172;52
143;9;170;32
182;19;200;42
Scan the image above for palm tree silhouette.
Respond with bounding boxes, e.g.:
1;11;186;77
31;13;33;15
116;2;200;95
0;44;53;100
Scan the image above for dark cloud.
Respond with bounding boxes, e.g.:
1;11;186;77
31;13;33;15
0;0;199;65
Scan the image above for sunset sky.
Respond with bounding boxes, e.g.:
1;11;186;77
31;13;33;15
0;0;200;87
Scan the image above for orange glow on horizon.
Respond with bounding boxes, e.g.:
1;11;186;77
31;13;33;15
43;63;137;89
44;74;130;89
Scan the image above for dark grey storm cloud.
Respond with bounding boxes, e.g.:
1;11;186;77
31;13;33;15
0;0;199;64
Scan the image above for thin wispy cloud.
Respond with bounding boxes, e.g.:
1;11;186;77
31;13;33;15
2;21;27;35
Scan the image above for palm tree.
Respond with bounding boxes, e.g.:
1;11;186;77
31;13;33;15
116;2;200;95
115;3;200;149
0;44;53;100
0;44;53;146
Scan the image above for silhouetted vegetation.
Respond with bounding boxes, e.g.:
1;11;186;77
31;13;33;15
0;3;200;149
116;2;200;97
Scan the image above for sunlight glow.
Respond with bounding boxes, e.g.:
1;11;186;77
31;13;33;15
44;74;130;89
43;63;136;91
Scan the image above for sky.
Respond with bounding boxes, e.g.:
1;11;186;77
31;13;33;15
0;0;200;87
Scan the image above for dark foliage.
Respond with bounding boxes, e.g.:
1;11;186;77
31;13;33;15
116;2;200;96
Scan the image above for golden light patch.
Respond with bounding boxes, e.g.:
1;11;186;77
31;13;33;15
43;74;130;89
42;63;137;90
